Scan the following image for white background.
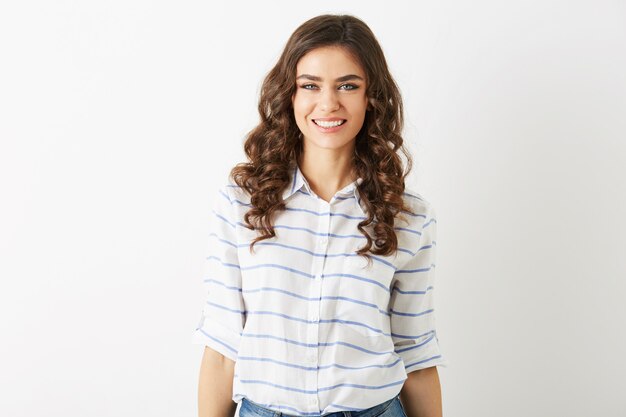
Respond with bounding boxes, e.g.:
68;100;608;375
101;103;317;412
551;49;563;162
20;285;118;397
1;1;625;416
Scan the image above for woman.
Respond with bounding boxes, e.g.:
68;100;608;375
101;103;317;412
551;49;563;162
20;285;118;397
194;14;448;417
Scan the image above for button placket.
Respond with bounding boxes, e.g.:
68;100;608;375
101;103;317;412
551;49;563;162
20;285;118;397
307;200;331;411
312;206;331;329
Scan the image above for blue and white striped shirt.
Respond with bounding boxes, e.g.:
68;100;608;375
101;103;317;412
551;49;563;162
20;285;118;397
192;163;449;415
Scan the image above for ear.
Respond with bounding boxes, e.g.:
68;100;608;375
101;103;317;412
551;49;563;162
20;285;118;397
367;97;375;111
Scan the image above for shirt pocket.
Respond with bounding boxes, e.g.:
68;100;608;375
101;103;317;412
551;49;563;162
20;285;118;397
334;254;395;340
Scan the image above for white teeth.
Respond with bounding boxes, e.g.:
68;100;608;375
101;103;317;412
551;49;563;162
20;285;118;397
314;119;345;127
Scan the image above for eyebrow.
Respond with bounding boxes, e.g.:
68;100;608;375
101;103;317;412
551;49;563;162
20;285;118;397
296;74;364;82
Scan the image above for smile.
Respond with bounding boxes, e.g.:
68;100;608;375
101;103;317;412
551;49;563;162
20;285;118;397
313;119;346;127
311;119;347;133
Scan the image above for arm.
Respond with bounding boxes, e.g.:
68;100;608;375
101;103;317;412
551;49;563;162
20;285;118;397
193;184;246;417
198;347;238;417
390;199;449;416
399;366;443;417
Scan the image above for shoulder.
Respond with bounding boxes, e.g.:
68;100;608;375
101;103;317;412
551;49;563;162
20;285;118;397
402;186;436;220
213;175;252;211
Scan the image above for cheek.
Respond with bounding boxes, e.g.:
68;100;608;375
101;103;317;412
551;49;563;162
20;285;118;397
347;94;367;110
293;97;313;118
350;103;368;121
292;101;308;127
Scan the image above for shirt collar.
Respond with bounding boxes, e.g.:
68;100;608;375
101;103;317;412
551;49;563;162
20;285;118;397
281;163;367;216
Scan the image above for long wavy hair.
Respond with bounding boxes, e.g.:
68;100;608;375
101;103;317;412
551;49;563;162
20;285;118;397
230;14;416;263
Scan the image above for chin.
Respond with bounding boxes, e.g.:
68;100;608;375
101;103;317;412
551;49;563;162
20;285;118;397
305;136;355;150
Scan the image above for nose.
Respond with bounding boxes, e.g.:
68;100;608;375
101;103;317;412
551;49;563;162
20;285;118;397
318;88;340;112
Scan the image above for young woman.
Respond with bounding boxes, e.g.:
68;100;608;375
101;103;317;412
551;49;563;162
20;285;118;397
194;14;449;417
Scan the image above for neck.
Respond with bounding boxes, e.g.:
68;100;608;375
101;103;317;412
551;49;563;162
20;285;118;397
297;147;357;200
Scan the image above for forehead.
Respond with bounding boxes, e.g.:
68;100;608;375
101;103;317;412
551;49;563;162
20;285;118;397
296;46;365;77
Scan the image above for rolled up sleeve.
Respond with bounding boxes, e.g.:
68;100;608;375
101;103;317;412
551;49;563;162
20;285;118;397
192;184;246;362
390;202;449;373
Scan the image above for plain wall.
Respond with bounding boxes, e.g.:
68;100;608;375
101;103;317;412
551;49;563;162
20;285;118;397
1;1;625;416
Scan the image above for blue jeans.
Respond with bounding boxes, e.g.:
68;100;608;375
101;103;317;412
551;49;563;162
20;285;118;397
239;394;408;417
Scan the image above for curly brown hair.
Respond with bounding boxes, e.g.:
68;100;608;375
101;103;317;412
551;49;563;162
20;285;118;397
230;14;416;264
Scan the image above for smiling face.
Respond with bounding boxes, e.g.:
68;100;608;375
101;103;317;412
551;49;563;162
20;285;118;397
291;45;369;153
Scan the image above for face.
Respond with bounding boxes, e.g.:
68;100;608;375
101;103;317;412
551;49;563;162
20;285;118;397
291;45;369;153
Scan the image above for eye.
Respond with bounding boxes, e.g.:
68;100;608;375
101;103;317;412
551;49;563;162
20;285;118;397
339;83;359;90
299;84;318;90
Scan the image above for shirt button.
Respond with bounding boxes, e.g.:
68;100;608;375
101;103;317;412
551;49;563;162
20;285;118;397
314;273;321;281
310;314;319;323
307;354;316;363
309;397;317;405
319;237;328;245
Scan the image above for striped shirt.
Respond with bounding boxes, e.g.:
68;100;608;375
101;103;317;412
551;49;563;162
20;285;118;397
192;162;449;415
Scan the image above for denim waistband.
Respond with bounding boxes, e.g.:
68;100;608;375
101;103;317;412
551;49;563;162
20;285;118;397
240;394;399;417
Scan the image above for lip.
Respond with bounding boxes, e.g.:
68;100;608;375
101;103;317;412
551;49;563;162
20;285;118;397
313;117;346;122
311;118;347;133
